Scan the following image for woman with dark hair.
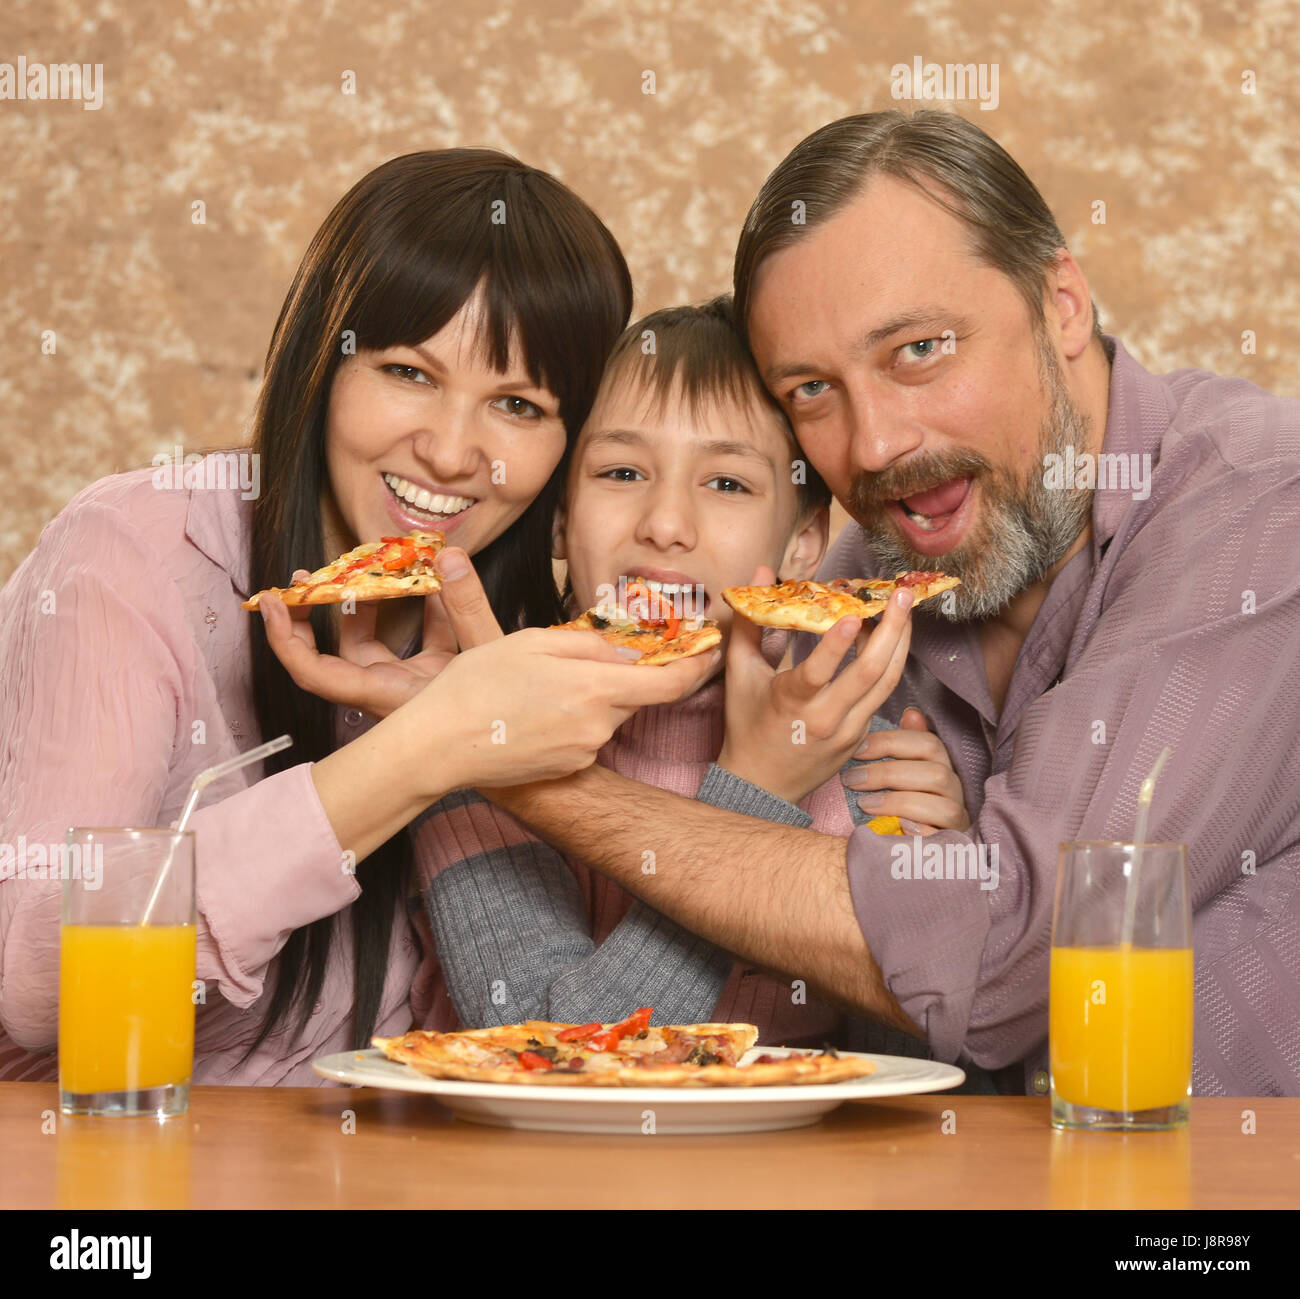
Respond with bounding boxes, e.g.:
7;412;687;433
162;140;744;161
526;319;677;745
0;149;715;1085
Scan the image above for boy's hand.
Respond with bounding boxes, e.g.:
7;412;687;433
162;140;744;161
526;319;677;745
842;707;971;835
715;565;913;805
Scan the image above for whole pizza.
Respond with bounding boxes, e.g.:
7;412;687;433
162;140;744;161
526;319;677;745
373;1007;876;1087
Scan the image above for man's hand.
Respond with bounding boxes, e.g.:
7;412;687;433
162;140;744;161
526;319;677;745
715;564;914;804
842;707;971;834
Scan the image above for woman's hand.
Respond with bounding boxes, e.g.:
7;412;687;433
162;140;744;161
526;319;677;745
259;548;474;718
842;707;972;835
714;564;914;805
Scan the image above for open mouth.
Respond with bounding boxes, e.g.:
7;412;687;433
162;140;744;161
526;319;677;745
886;476;975;555
618;573;711;620
382;472;477;527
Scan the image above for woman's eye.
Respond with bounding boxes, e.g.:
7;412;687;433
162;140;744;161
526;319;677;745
707;476;749;494
494;396;543;418
793;379;829;400
599;467;643;482
382;363;430;383
899;338;940;362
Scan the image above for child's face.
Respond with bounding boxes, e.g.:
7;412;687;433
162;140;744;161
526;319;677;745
557;371;828;642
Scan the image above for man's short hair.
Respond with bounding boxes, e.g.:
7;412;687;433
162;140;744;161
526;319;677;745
733;109;1102;343
600;294;832;516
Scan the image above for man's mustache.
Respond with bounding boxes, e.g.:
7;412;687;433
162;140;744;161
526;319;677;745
847;448;993;519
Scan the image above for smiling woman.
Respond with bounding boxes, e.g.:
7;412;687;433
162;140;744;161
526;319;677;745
0;149;719;1087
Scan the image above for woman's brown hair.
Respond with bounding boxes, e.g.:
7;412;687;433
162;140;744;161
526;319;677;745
245;149;632;1055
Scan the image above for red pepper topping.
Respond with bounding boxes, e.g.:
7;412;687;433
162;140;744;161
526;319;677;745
518;1050;553;1071
588;1006;653;1053
555;1021;602;1042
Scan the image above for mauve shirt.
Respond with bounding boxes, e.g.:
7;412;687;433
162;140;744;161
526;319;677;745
0;466;451;1085
810;337;1300;1096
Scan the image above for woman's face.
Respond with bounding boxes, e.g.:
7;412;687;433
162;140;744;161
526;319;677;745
323;285;567;556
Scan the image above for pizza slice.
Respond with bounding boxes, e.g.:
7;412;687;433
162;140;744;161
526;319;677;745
242;530;445;610
552;578;722;665
722;571;961;634
372;1007;877;1087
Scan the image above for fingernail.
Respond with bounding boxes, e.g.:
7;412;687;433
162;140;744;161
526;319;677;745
858;793;884;811
897;588;914;609
899;817;927;834
615;646;642;659
439;550;469;579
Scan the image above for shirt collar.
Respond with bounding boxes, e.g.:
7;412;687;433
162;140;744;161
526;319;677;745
183;462;256;596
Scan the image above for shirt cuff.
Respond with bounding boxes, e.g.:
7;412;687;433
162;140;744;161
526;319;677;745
191;761;358;1006
695;763;814;828
844;825;992;1063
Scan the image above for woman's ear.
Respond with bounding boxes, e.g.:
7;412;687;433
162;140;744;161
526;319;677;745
779;504;830;582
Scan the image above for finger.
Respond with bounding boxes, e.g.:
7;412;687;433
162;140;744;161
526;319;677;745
829;593;912;714
790;615;861;693
750;563;777;586
337;598;382;661
852;726;948;764
724;597;772;680
260;596;378;706
423;590;459;656
436;548;505;648
858;791;968;831
899;706;930;731
590;648;723;705
843;758;954;797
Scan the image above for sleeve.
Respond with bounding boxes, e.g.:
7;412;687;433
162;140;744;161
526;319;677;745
418;791;732;1026
844;454;1300;1069
0;500;358;1052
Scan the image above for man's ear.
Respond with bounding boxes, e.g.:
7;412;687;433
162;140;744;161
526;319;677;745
551;501;567;562
1046;249;1095;361
779;503;830;581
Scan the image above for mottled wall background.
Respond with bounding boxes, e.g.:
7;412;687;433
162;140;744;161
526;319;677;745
1;0;1297;579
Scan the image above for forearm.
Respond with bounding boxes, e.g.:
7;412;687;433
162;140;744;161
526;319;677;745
485;766;917;1033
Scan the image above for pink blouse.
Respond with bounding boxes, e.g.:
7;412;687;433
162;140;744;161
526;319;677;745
0;461;451;1085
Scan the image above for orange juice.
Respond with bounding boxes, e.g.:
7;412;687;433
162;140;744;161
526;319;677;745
59;924;196;1094
1050;945;1192;1112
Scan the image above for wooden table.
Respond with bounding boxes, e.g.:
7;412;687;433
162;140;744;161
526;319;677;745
2;1083;1297;1210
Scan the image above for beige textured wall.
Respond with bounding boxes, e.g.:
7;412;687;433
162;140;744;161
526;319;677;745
2;0;1297;580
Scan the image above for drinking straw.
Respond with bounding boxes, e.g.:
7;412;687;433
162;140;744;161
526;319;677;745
1120;746;1172;948
139;735;292;925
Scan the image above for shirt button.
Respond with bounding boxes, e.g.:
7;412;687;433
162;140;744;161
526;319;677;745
1032;1070;1049;1094
344;709;364;727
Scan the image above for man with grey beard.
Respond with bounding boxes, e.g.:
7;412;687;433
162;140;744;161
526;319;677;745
460;110;1300;1096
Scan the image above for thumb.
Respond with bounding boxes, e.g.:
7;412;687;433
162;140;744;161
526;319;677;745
899;706;930;731
435;548;505;648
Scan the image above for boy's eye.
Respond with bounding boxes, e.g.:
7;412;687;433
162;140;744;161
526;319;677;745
493;396;543;418
707;475;750;494
382;363;430;384
899;338;941;362
598;467;644;482
792;379;829;400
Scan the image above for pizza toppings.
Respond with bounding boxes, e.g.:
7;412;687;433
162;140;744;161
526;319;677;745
587;1006;653;1052
721;571;961;634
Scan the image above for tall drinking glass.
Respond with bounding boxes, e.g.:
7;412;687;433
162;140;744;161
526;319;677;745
1049;842;1192;1131
59;828;196;1118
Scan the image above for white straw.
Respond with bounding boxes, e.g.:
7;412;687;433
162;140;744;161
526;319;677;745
1120;746;1172;948
139;735;292;925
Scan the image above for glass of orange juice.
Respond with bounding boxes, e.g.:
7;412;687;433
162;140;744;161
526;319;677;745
59;828;196;1118
1049;842;1192;1131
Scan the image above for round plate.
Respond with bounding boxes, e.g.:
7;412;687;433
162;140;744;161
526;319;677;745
311;1046;965;1135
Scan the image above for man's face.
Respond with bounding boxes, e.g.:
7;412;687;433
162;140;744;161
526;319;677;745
746;174;1092;620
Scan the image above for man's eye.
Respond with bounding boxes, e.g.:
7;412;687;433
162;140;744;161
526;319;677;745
707;476;749;494
383;364;429;383
793;379;829;400
599;467;643;482
900;338;940;362
494;396;542;418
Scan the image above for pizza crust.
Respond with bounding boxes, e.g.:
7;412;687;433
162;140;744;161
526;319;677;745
722;573;961;633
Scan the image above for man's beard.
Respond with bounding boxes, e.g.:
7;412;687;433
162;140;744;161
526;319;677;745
846;333;1094;621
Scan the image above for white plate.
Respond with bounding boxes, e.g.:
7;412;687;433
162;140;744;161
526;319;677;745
311;1046;966;1135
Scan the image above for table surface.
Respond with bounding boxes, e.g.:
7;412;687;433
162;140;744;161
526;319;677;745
2;1083;1297;1210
